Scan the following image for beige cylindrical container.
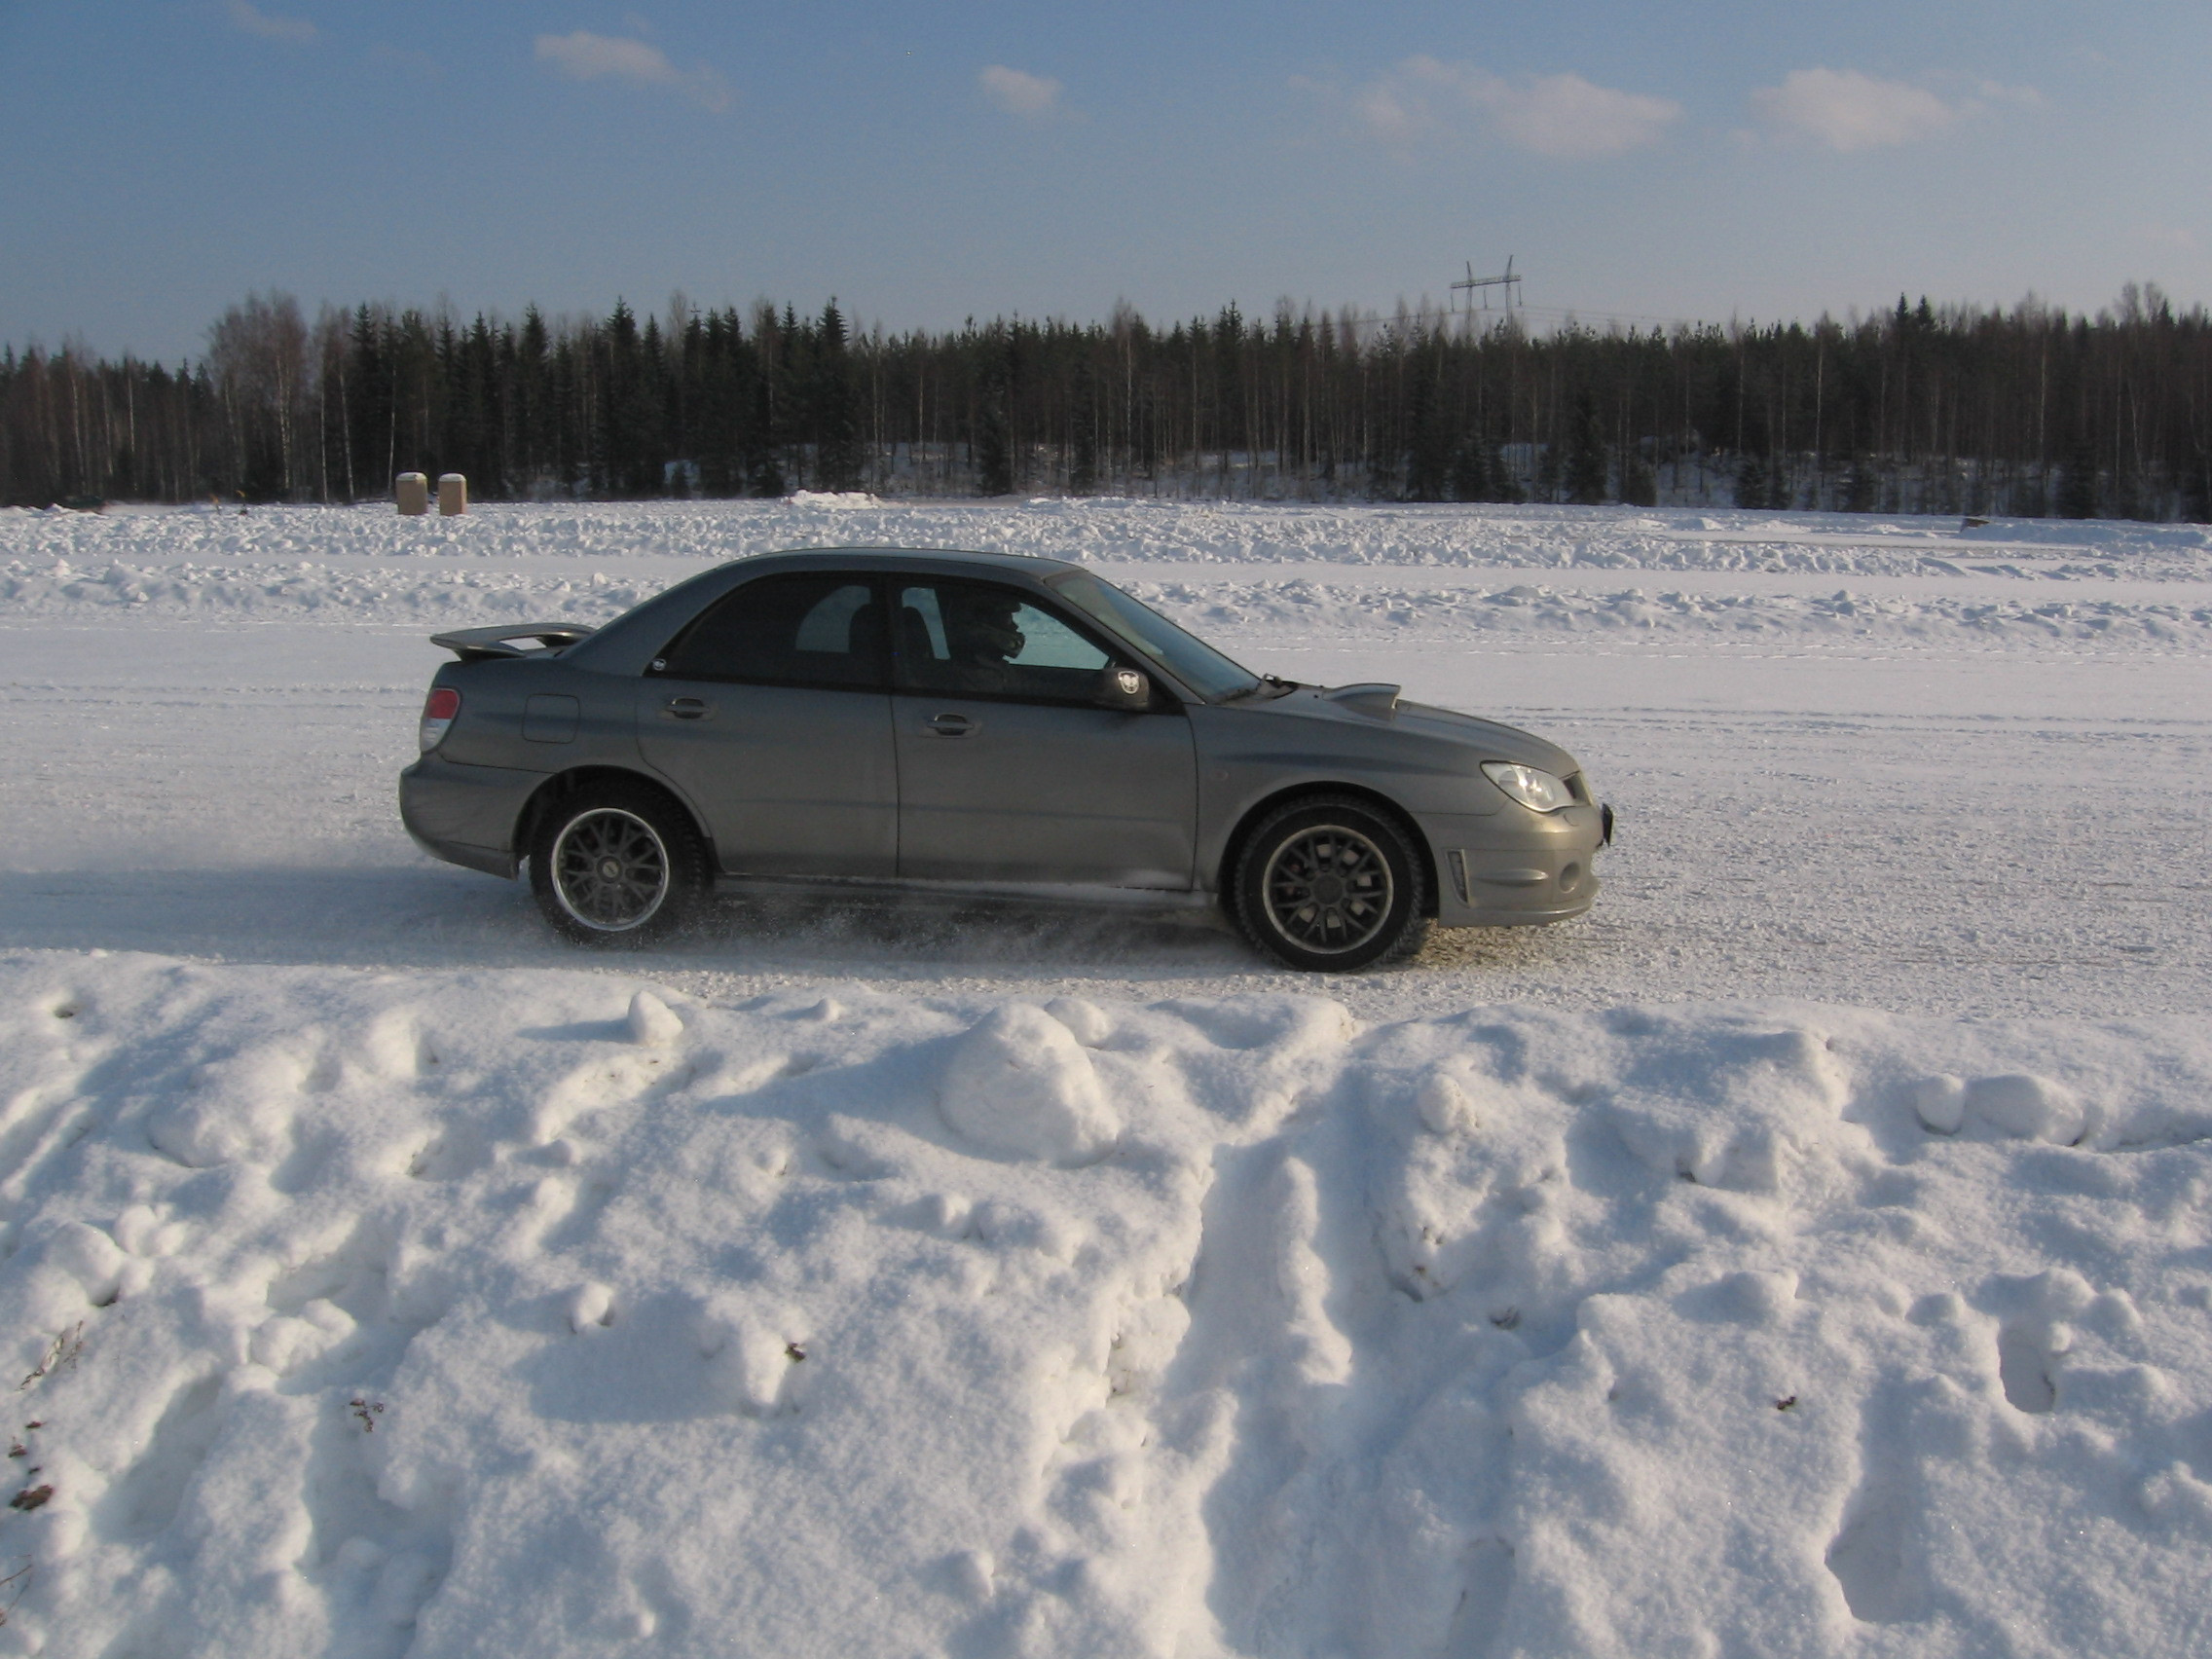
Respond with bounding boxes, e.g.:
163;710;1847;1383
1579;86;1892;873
395;472;429;515
437;473;467;516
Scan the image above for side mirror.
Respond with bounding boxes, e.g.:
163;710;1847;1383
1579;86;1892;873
1093;665;1151;711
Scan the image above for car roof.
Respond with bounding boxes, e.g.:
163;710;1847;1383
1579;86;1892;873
725;545;1086;582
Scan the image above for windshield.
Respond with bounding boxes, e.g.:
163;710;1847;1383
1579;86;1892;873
1047;571;1263;703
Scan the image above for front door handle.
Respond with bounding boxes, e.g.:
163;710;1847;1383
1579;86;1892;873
925;712;977;737
664;696;710;720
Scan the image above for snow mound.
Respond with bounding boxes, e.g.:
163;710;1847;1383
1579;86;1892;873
783;490;882;508
625;988;684;1047
0;953;2208;1656
939;1002;1121;1161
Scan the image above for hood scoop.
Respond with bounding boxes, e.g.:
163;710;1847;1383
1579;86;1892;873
1320;682;1402;719
430;622;597;661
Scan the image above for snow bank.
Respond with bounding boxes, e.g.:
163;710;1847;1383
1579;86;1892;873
6;498;2209;582
8;548;2210;653
0;557;656;625
2;949;2207;1656
1124;574;2212;649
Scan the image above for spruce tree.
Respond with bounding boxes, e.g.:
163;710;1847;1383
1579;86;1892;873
747;364;786;498
811;300;863;492
517;306;549;492
2185;452;2212;525
1563;391;1608;505
974;333;1015;496
1842;456;1876;512
774;305;803;488
1488;442;1523;503
2057;430;2099;519
1404;370;1453;501
976;397;1013;496
1734;450;1767;509
1069;353;1100;495
1449;439;1490;503
1620;446;1658;506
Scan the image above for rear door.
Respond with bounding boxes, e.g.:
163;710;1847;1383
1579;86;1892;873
889;577;1197;887
636;571;897;876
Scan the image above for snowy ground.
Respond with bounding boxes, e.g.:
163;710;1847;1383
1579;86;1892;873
0;499;2207;1656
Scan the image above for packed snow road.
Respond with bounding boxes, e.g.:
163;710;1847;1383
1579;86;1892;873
1;498;2206;1018
0;499;2206;1659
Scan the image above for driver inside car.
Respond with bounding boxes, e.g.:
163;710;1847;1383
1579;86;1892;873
941;588;1025;693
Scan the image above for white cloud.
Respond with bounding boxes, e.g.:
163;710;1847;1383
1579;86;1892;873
1352;58;1679;158
978;64;1062;119
534;30;731;112
1975;80;2046;110
1751;68;1958;152
225;0;314;44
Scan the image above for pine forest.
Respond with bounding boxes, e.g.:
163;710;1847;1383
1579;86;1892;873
6;285;2212;520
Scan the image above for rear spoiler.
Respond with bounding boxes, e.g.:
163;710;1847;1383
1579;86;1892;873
429;623;597;662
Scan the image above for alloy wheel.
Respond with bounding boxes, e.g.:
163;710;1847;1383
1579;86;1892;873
551;807;671;932
1260;824;1395;954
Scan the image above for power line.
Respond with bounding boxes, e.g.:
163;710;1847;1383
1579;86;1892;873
1451;256;1522;313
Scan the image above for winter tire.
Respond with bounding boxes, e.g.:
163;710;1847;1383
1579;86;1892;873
1230;794;1428;973
530;784;709;946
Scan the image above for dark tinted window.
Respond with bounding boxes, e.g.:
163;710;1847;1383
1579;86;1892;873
892;580;1114;704
657;574;886;689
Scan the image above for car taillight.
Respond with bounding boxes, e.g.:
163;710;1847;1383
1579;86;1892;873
420;686;461;753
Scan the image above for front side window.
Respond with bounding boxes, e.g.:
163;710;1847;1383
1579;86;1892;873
892;581;1113;703
1047;571;1261;703
655;573;886;690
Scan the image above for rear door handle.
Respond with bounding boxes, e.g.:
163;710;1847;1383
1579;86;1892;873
925;712;977;737
664;697;710;720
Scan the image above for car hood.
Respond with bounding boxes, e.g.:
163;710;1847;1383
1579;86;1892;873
1260;686;1581;775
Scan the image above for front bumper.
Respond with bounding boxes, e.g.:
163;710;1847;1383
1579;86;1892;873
1416;802;1608;926
398;755;544;878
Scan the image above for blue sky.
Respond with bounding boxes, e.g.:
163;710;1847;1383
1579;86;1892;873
2;0;2206;359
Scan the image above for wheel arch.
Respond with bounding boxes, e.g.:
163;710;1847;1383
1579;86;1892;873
1218;782;1439;919
515;765;717;868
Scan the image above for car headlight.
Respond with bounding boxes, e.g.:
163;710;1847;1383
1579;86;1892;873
1482;761;1573;812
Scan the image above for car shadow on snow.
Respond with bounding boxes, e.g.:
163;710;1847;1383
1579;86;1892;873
0;866;1268;977
0;865;1592;987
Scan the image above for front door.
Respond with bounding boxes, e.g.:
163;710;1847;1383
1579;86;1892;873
636;571;897;876
888;577;1197;887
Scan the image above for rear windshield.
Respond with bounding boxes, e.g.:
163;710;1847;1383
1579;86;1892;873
1047;571;1262;703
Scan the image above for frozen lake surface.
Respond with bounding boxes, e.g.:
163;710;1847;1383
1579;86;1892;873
0;498;2206;1658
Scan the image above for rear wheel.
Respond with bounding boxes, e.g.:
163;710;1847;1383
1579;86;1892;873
529;785;709;946
1230;795;1427;972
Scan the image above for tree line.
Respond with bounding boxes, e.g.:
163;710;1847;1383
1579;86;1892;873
6;283;2211;520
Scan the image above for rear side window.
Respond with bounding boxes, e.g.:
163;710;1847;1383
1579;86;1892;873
655;573;887;690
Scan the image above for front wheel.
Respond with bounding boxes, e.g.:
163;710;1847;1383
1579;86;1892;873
1229;795;1428;972
529;785;709;946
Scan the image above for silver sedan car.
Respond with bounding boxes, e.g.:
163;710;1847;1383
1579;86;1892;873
399;547;1610;971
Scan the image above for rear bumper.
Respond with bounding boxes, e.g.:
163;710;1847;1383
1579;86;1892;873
398;755;542;878
1416;803;1607;927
